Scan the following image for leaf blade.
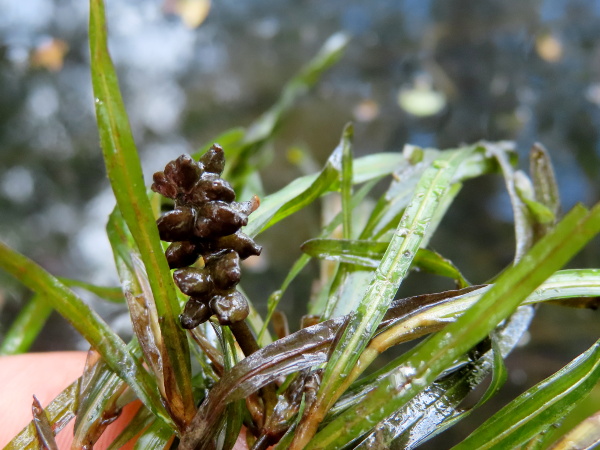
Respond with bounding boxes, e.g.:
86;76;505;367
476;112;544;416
89;0;194;426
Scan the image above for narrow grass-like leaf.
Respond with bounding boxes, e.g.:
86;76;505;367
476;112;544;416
6;381;78;450
0;240;171;426
73;356;128;448
359;143;500;242
221;327;244;450
485;141;532;261
179;317;347;449
358;146;441;240
261;140;343;232
243;33;349;146
454;339;600;449
420;182;462;249
291;150;470;448
245;152;403;237
107;209;168;404
301;239;470;287
89;0;193;426
31;395;59;450
258;180;379;343
340;123;354;239
0;294;52;355
178;267;599;449
307;203;600;449
220;33;349;187
133;420;175;450
106;407;156;450
530;143;561;218
353;308;520;449
59;278;124;303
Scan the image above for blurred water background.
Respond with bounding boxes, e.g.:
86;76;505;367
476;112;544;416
1;0;599;446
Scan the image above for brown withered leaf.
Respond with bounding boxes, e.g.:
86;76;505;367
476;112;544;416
32;395;59;450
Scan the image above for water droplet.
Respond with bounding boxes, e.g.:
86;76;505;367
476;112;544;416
432;160;448;169
396;227;409;237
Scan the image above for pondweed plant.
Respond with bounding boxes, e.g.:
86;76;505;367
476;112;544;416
1;0;600;448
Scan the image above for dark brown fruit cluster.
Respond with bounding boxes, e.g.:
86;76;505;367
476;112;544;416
151;144;261;329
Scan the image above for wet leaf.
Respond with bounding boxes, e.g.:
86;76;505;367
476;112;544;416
340;123;354;239
485;141;533;261
72;347;136;448
175;266;600;449
179;316;347;449
106;406;156;450
301;239;470;288
58;278;124;303
31;395;59;450
0;240;169;426
292;150;472;448
307;203;600;449
455;339;600;449
530;143;560;219
132;419;175;449
257;178;378;336
90;0;194;427
245;152;403;237
6;381;78;450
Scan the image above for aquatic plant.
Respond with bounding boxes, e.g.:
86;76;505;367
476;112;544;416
1;0;599;448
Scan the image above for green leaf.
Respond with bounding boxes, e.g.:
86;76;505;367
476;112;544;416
340;123;354;239
222;33;349;187
307;203;600;449
485;142;533;261
176;268;600;449
73;349;133;448
258;180;380;343
243;33;349;146
0;294;52;355
179;316;348;448
301;239;470;287
58;277;124;303
292;150;471;448
133;419;175;449
454;339;600;449
358;146;441;240
89;0;193;426
106;406;156;450
530;143;561;219
0;240;171;426
245;152;404;237
352;308;521;449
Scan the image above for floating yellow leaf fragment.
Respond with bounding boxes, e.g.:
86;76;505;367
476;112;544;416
398;77;446;117
173;0;211;29
536;33;563;63
30;38;69;72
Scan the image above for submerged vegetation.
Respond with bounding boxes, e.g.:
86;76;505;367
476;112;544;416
1;0;600;448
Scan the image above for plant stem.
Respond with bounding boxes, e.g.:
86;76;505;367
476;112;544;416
229;321;279;417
